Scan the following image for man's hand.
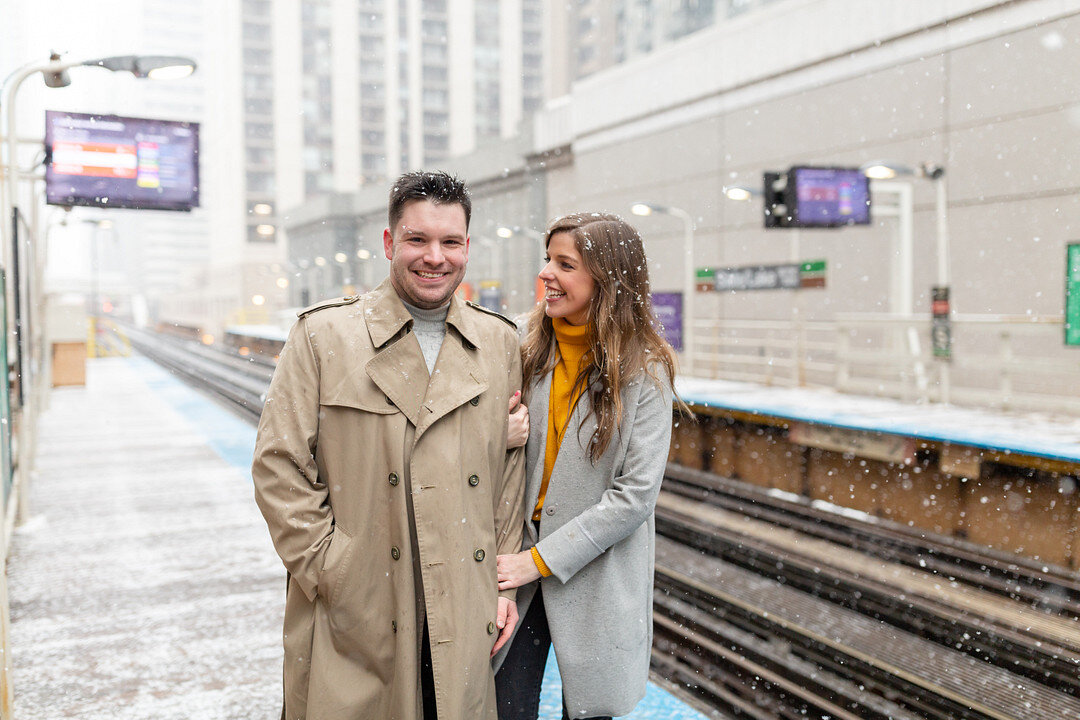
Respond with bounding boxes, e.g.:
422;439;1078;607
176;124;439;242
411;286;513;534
497;550;542;591
491;596;518;657
506;392;529;449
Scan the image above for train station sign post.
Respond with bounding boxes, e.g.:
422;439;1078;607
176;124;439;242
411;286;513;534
1067;243;1080;347
931;286;952;359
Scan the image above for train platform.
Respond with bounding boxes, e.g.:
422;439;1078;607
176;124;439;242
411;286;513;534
8;356;710;720
677;376;1080;469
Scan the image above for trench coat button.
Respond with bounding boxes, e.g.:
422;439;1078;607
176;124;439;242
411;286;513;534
468;474;479;486
487;621;496;635
391;546;401;561
469;396;480;406
385;395;394;405
388;472;399;486
546;506;556;516
473;548;485;562
392;620;397;633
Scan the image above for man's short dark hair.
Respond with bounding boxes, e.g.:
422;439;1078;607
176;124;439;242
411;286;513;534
388;171;472;233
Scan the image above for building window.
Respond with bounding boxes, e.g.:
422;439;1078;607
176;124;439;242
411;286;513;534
247;225;276;244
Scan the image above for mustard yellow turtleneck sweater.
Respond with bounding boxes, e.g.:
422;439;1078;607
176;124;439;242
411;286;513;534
530;317;591;577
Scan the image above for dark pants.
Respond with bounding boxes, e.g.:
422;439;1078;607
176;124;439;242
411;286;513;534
422;621;437;720
494;585;612;720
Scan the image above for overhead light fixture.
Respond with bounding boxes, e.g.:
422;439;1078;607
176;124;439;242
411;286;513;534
82;55;197;80
722;185;760;201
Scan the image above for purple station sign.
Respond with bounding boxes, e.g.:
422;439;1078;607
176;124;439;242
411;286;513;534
651;292;683;352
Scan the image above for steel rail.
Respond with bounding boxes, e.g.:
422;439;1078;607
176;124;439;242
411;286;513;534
663;463;1080;615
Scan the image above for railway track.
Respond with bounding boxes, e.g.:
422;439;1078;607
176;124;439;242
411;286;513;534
121;323;270;423
662;463;1080;616
652;537;1080;720
654;490;1080;698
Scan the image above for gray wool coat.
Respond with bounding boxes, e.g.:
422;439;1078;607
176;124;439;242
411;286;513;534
493;367;674;719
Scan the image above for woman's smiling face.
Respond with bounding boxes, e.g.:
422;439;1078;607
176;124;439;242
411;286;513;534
539;231;595;326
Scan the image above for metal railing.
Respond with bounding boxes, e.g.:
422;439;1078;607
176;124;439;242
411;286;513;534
685;314;1080;415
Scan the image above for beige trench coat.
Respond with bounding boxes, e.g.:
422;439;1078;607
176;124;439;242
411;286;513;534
253;279;526;720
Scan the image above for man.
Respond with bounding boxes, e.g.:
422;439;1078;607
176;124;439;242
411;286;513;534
253;171;526;720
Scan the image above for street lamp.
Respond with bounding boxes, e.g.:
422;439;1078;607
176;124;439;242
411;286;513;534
859;160;949;295
494;224;546;308
331;252;355;294
495;224;545;260
81;218;115;360
630;202;696;371
860;160;951;402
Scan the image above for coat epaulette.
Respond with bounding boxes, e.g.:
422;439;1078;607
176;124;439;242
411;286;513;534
465;301;517;329
297;295;362;319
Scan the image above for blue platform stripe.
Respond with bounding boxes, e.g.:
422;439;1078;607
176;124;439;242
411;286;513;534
132;356;257;469
539;647;708;719
134;356;710;720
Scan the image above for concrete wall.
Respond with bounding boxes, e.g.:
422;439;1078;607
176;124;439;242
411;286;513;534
550;2;1080;326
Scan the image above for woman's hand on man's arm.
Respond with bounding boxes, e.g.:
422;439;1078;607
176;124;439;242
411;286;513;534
507;391;529;449
497;550;541;590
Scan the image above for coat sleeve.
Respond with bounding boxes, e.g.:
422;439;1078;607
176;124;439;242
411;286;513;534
252;316;334;602
534;374;673;583
494;330;527;602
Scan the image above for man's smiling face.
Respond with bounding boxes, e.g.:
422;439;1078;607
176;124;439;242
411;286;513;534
383;199;470;309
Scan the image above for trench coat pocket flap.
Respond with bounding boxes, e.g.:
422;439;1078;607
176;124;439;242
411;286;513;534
321;377;406;416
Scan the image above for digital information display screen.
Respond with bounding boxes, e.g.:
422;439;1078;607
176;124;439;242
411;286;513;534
790;166;870;227
45;110;199;212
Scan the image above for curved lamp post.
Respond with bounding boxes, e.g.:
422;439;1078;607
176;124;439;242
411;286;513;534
495;224;546;306
630;202;695;371
861;160;951;403
859;160;949;295
0;52;191;707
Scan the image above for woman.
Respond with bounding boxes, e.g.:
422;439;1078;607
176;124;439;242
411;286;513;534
494;213;684;720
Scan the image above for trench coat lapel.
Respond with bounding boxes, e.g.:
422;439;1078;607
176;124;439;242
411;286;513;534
416;295;487;439
363;280;427;426
365;335;428;426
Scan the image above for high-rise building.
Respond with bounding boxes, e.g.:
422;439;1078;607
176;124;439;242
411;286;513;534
229;0;546;311
162;0;548;332
545;0;785;96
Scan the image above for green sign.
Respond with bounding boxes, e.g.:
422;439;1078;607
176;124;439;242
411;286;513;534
695;267;716;292
1067;243;1080;346
799;259;826;288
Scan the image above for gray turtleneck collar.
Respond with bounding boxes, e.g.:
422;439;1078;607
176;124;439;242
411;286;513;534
401;299;449;374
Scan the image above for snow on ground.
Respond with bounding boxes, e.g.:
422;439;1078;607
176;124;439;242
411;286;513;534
9;358;282;719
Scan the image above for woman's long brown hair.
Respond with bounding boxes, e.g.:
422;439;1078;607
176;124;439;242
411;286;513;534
521;212;689;462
